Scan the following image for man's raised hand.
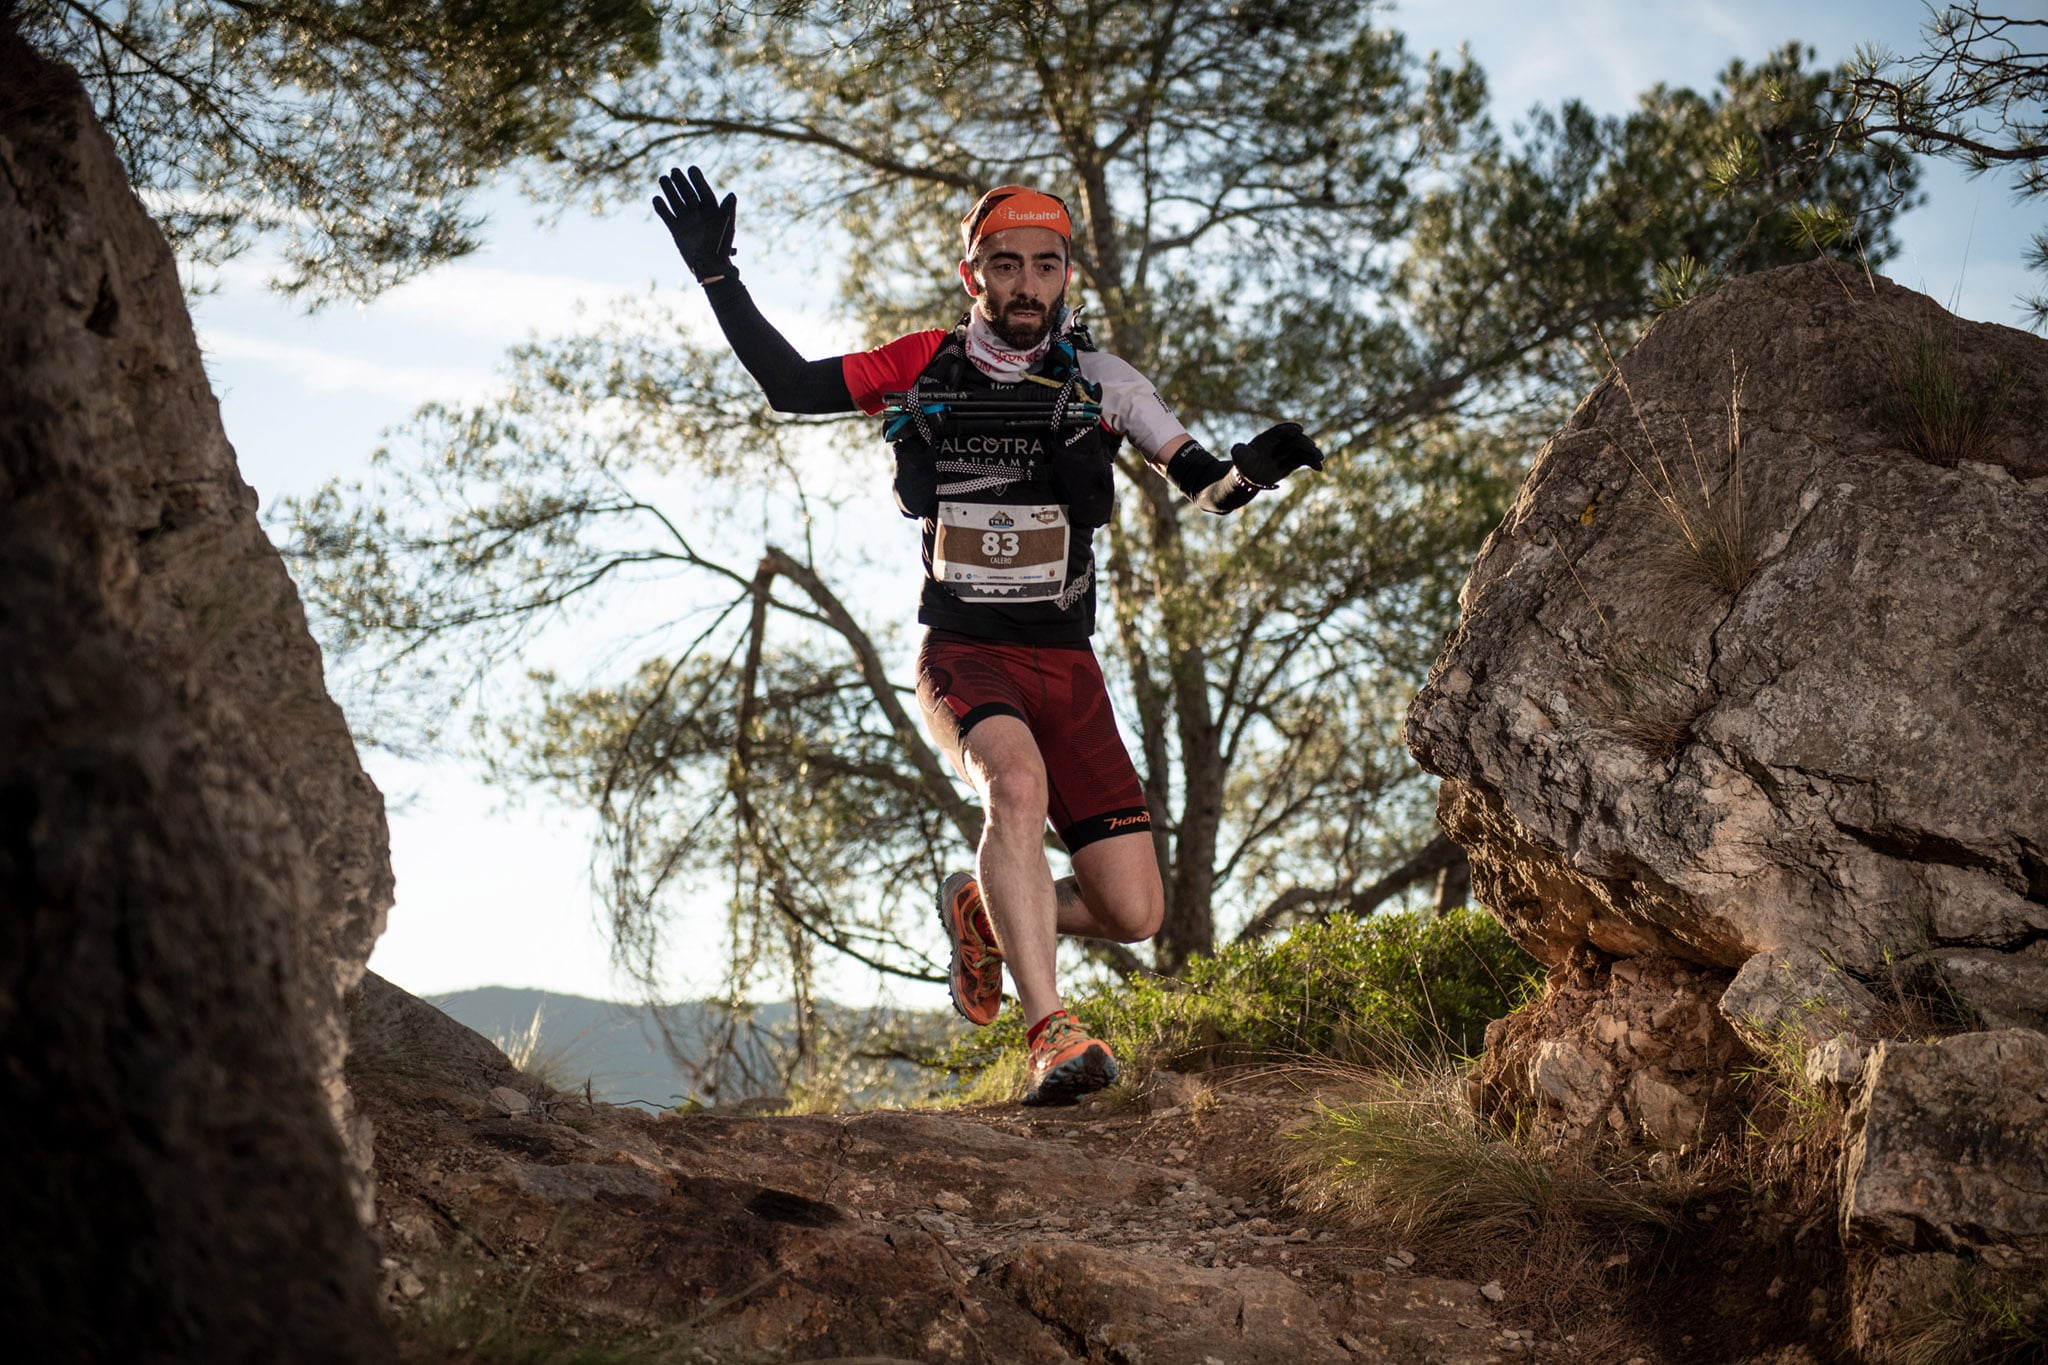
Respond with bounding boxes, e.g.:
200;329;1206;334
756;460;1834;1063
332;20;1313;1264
653;165;739;283
1231;422;1325;488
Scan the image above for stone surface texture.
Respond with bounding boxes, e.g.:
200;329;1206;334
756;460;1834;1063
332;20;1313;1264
1931;942;2048;1032
1471;949;1748;1150
988;1243;1346;1364
1844;1251;1971;1362
0;32;391;1359
1406;260;2048;1020
1840;1029;2048;1261
1803;1035;1871;1090
354;977;1562;1363
1717;946;1881;1052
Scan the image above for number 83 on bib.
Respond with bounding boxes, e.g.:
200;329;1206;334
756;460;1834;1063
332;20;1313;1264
932;501;1070;602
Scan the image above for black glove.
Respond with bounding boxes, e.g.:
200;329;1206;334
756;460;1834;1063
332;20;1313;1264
1230;422;1324;488
653;165;739;282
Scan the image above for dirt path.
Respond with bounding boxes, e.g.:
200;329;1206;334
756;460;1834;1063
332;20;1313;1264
357;1027;1622;1363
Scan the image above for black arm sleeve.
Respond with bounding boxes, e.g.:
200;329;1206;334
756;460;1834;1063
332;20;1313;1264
1162;439;1260;514
702;278;856;414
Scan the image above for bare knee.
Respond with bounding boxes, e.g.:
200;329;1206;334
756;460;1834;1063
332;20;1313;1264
1096;883;1164;943
1120;888;1165;943
980;765;1047;830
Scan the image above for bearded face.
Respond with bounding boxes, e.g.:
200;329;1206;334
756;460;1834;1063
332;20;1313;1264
967;225;1070;349
988;282;1065;348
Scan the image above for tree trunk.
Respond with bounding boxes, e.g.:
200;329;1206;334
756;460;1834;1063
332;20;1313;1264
1433;855;1473;916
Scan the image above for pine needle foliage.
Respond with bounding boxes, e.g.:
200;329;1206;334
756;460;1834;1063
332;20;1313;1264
15;0;663;302
1835;3;2048;328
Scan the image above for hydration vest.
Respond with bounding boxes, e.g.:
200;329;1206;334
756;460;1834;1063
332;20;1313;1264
886;323;1118;644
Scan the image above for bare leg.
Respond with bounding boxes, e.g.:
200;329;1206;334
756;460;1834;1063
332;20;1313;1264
954;718;1166;1026
1058;832;1164;942
956;716;1062;1023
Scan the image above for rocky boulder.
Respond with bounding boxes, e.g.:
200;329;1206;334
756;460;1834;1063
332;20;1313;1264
1;29;391;1359
1715;945;1881;1052
1407;258;2048;1351
1840;1028;2048;1263
1470;949;1749;1151
1406;258;2048;1018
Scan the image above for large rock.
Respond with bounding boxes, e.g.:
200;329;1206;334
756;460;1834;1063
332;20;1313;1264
349;968;549;1102
1470;949;1749;1150
0;30;391;1360
1406;260;2048;1025
1717;946;1880;1052
1932;943;2048;1032
1840;1029;2048;1262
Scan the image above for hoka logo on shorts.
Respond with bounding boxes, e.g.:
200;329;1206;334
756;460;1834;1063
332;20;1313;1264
987;511;1015;529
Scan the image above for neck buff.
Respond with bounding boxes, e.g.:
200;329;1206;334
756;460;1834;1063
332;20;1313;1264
964;306;1082;381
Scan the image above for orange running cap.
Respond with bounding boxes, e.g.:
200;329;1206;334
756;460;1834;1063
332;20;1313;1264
960;185;1072;254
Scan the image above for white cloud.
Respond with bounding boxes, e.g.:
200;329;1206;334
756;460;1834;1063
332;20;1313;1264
198;326;493;404
372;263;646;341
204;251;709;345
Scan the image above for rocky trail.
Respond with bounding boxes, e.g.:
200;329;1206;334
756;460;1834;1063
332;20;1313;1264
354;976;1594;1365
10;18;2046;1358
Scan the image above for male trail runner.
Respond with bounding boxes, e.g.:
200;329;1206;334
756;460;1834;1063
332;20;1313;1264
655;166;1323;1104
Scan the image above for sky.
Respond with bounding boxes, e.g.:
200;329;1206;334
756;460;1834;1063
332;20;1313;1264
184;0;2042;1009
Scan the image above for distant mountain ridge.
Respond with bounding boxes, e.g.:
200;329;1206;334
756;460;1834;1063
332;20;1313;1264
425;987;774;1108
428;987;953;1109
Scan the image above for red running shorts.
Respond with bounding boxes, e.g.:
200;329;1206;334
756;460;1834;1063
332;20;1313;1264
914;630;1152;852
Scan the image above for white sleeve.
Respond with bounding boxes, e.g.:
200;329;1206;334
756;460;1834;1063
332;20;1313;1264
1077;351;1189;462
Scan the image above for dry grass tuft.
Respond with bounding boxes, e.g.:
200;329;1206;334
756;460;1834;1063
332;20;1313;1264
1580;640;1707;758
1602;346;1761;609
1862;948;1985;1042
1876;325;2016;466
1888;1260;2048;1365
1279;1064;1680;1252
493;1000;596;1095
1714;1029;1853;1221
1273;1056;1682;1356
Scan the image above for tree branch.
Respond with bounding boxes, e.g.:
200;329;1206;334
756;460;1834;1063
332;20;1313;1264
1234;833;1467;943
759;546;978;847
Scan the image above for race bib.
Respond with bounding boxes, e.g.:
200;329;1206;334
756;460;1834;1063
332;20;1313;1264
932;501;1069;601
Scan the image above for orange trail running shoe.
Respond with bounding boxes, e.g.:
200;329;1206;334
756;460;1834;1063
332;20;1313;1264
938;872;1004;1027
1021;1009;1118;1106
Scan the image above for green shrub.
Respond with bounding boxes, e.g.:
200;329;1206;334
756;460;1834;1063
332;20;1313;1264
943;908;1540;1093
